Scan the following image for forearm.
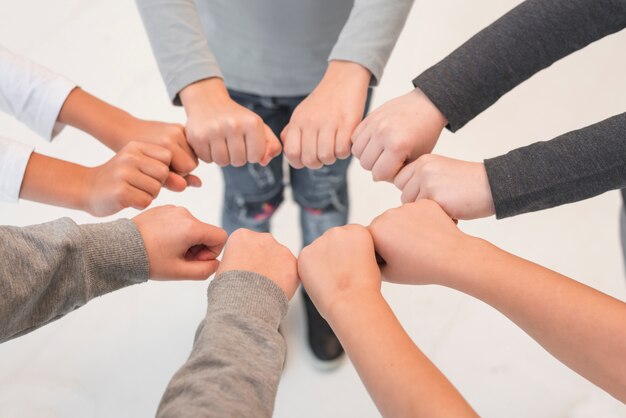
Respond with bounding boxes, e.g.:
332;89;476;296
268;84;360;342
448;237;626;401
0;218;148;343
413;0;626;131
484;112;626;219
19;152;89;212
135;0;222;104
57;88;137;151
328;291;476;418
157;271;288;418
329;0;414;84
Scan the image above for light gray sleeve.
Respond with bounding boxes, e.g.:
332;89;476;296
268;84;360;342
135;0;222;104
329;0;415;84
0;218;149;344
156;270;289;418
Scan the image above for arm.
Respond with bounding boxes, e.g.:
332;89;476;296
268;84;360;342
413;0;626;131
298;225;476;417
392;112;626;220
370;201;626;402
157;229;298;418
282;0;414;170
0;206;227;344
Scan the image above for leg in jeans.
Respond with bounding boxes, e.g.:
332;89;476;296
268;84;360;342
220;90;294;235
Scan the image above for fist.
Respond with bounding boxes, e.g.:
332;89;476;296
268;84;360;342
133;205;227;280
369;200;466;286
217;229;299;300
298;225;381;319
352;88;447;182
394;155;495;220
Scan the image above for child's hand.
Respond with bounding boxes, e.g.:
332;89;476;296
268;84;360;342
217;229;299;300
122;119;201;191
368;200;468;286
394;154;495;220
133;205;227;280
352;88;447;182
281;61;370;169
82;141;180;216
298;225;381;320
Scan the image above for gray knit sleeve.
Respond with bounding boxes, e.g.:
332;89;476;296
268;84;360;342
0;218;149;343
156;270;289;418
413;0;626;131
329;0;414;84
484;113;626;219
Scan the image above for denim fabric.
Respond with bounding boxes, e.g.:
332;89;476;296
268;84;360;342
221;89;371;246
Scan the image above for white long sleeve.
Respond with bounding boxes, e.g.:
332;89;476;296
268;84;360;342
0;45;76;202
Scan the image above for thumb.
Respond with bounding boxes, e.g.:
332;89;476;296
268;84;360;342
260;125;282;166
165;172;188;192
394;162;415;190
189;222;228;254
184;174;202;187
175;259;220;280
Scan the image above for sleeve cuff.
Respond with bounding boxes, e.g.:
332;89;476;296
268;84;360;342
166;62;223;106
0;137;33;203
328;50;384;86
207;271;289;329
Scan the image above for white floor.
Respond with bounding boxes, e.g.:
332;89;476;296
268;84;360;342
1;1;625;417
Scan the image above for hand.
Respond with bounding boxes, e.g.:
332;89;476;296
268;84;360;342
180;78;282;167
369;200;468;286
282;61;370;169
120;119;201;191
82;141;173;216
394;155;495;220
352;88;447;182
133;206;227;280
217;229;299;300
298;225;381;319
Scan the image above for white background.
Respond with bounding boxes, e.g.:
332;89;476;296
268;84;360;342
1;0;625;417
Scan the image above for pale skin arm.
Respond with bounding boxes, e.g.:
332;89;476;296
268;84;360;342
298;225;477;418
370;201;626;402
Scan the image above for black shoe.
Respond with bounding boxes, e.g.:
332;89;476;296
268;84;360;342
302;289;344;370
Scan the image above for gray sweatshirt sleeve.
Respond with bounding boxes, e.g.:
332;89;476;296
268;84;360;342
156;270;288;418
412;0;626;132
135;0;222;105
0;218;149;343
329;0;414;84
484;113;626;219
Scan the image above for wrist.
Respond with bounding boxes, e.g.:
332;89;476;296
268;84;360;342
413;87;448;128
438;235;497;289
323;60;371;89
180;77;229;113
325;288;384;327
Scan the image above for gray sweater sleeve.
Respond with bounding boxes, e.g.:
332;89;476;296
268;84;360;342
0;218;149;343
412;0;626;132
484;113;626;218
156;270;288;418
329;0;414;84
135;0;222;105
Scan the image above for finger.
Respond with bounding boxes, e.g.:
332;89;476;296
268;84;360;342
335;128;352;160
170;143;198;175
127;186;155;210
191;223;228;253
245;122;266;164
137;142;173;166
351;118;369;143
400;174;421;203
210;138;230;167
317;127;337;166
175;259;220;280
301;128;322;169
138;157;170;184
185;174;202;187
282;125;304;169
164;172;188;192
371;150;404;182
394;163;415;190
226;133;247;167
260;126;282;166
358;139;384;171
351;124;372;158
129;171;164;198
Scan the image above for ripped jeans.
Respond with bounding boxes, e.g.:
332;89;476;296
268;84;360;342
221;89;371;246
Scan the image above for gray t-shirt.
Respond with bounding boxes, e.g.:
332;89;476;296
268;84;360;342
135;0;414;102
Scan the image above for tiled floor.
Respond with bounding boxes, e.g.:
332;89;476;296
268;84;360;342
1;1;625;417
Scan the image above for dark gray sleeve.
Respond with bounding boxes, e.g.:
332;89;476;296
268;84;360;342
0;218;149;343
413;0;626;131
484;113;626;219
156;270;288;418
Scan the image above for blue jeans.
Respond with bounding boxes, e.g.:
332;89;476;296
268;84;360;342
221;89;371;246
